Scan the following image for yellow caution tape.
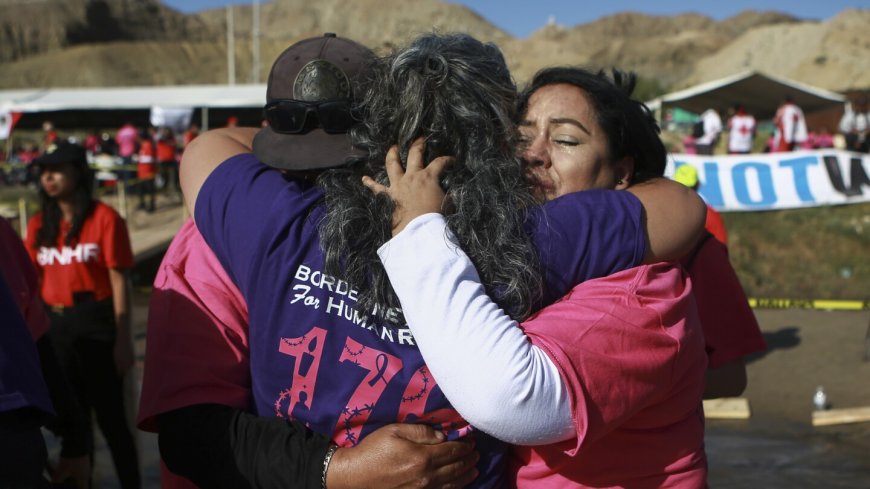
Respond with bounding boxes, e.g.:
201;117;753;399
748;298;870;311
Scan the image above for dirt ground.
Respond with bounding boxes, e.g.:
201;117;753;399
705;308;870;488
744;309;870;425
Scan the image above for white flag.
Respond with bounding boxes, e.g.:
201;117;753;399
0;108;22;139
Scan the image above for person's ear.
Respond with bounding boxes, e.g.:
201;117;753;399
614;156;634;190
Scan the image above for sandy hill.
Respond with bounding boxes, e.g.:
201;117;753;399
194;0;511;50
0;0;211;63
0;1;867;93
501;11;800;87
684;10;870;91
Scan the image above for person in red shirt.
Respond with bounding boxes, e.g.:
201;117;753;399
671;163;764;397
155;126;178;197
42;120;58;151
726;103;756;155
182;123;199;149
137;129;157;213
25;142;141;489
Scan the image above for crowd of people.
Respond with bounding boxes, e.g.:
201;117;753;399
18;29;863;489
1;120;206;214
681;93;868;155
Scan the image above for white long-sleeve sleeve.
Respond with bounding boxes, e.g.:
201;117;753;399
378;213;574;445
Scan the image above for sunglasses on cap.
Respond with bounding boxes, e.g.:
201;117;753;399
264;99;357;135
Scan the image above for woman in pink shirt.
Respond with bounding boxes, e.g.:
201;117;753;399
369;68;710;488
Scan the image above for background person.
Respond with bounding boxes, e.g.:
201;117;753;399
41;120;59;151
669;164;765;397
136;128;157;213
695;107;722;155
1;216;92;489
24;142;140;489
155;126;179;197
773;95;807;152
182;123;199;150
838;96;869;153
0;264;55;488
727;103;756;154
0;217;93;489
115;122;139;185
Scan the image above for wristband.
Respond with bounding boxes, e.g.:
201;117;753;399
321;443;339;489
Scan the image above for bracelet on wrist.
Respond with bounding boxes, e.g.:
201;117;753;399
321;443;339;489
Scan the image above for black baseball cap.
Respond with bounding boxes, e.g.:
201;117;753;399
34;141;88;170
253;33;374;170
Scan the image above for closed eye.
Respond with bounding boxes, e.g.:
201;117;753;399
554;138;579;146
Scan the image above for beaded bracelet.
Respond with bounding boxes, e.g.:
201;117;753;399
321;444;340;489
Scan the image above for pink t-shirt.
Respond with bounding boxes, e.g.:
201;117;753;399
137;219;250;430
682;236;766;369
115;124;138;157
513;263;708;488
136;219;250;488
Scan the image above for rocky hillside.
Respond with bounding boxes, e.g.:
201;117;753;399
684;10;870;91
0;0;212;63
0;0;867;92
194;0;511;50
500;11;800;87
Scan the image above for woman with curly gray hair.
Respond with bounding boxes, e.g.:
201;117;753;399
318;32;540;322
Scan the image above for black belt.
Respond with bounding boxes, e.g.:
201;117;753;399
48;291;106;315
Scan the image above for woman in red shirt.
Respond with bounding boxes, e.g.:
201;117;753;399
25;142;141;489
137;129;157;212
155;126;178;197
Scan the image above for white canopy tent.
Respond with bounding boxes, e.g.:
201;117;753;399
0;84;268;132
646;71;846;120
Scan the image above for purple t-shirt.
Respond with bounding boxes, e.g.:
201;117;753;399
527;187;646;306
196;154;644;488
0;274;53;418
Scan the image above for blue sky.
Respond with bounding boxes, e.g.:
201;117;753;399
163;0;865;38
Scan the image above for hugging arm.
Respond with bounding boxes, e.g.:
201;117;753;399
179;127;260;219
368;141;706;265
368;140;574;444
626;177;707;263
379;214;575;444
157;403;479;488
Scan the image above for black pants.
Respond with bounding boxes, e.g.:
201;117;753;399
158;160;178;194
47;300;140;489
0;411;50;489
137;178;155;212
696;143;715;155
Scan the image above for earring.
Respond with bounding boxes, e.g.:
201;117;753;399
617;179;624;185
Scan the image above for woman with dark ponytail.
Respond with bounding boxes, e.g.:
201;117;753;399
25;141;141;489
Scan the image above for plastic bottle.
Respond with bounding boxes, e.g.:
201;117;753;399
813;386;827;411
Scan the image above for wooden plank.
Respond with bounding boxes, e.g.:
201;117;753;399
703;397;751;419
812;406;870;427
